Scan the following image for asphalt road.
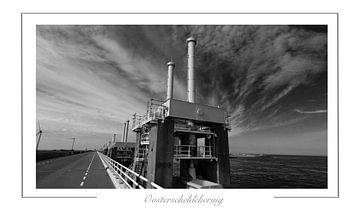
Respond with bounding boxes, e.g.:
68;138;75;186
36;151;114;188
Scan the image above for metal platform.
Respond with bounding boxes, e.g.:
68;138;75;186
173;145;216;160
174;127;215;135
131;98;231;131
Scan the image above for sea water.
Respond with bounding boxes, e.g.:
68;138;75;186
229;154;327;188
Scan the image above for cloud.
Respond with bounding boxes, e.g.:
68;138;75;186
169;25;327;134
294;109;327;114
37;26;154;140
36;25;327;149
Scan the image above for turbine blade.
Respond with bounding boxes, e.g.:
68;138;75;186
37;120;41;131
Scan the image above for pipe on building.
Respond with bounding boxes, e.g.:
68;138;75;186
187;37;196;103
166;61;175;100
122;122;126;142
125;120;130;143
186;37;198;180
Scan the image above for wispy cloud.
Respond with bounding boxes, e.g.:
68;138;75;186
294;109;327;114
36;25;327;149
170;25;327;134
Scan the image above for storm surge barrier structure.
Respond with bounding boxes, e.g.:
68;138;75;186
98;152;162;189
129;37;231;189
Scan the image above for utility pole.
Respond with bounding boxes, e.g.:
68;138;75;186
71;137;76;150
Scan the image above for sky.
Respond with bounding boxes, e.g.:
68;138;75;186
36;25;327;155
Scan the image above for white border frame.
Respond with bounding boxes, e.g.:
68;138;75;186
22;13;338;203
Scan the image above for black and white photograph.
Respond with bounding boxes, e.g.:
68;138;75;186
6;4;358;208
35;24;328;189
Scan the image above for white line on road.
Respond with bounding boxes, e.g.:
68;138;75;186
86;153;95;171
79;152;96;187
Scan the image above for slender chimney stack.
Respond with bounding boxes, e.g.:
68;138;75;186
166;61;175;100
186;37;196;103
125;120;130;143
122;122;126;142
186;37;197;179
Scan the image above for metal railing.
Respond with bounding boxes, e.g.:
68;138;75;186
140;135;149;145
140;140;149;145
174;123;215;135
132;99;168;130
225;112;232;130
99;152;162;189
135;148;148;161
137;148;147;158
174;145;213;158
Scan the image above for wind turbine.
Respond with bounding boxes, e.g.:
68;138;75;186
36;121;43;151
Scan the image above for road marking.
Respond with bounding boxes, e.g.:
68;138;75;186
86;153;95;171
79;152;96;187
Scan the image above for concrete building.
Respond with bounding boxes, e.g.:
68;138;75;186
130;37;231;188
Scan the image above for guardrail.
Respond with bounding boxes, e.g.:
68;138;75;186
174;145;213;158
99;152;162;189
132;99;168;130
137;148;147;158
